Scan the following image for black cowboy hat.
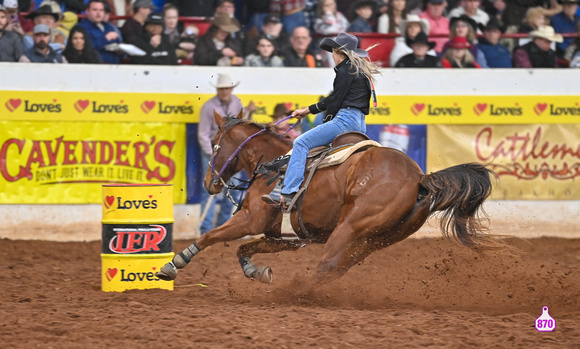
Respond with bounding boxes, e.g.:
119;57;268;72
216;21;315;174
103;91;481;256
449;14;478;32
479;17;506;33
25;4;60;21
406;31;436;50
320;32;368;57
348;0;379;18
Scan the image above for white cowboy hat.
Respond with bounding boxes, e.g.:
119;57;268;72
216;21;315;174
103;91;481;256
399;14;430;36
210;74;240;89
529;25;564;43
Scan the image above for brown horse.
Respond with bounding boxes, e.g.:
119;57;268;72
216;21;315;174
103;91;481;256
156;111;495;285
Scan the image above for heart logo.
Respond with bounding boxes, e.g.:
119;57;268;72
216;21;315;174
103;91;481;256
141;101;156;114
74;99;90;113
104;195;115;209
106;268;118;281
473;103;487;115
534;103;547;115
5;99;22;112
411;103;425;115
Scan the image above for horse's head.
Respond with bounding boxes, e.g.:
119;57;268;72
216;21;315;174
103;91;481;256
203;110;262;195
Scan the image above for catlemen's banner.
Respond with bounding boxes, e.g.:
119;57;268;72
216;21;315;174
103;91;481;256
427;124;580;200
0;121;186;204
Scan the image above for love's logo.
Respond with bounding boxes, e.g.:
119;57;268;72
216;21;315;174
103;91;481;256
74;99;90;113
534;103;547;115
411;103;425;115
104;195;115;209
141;101;156;114
473;103;487;115
106;268;118;281
5;99;22;112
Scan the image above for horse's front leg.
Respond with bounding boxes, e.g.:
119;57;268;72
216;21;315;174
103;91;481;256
156;209;261;281
237;237;303;284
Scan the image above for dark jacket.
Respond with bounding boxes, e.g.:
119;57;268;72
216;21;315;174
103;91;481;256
131;30;178;65
513;41;556;68
281;47;324;67
0;30;24;62
478;37;513;68
23;46;65;63
193;32;243;66
308;58;371;122
395;54;442;68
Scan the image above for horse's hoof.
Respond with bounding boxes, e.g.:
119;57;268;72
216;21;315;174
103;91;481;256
254;266;273;284
156;262;177;281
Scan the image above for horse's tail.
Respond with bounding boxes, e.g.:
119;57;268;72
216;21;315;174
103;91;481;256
420;163;496;247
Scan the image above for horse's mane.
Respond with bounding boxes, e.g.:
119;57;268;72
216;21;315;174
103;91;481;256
222;116;293;146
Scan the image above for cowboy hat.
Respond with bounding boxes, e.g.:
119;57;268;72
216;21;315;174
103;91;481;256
448;36;472;49
25;4;60;21
479;17;505;33
210;12;240;33
210;74;240;89
529;25;564;43
399;14;430;36
320;32;368;58
406;32;436;50
348;0;379;18
449;14;478;32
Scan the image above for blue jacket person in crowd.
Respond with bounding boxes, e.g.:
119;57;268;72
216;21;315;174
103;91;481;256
262;32;380;208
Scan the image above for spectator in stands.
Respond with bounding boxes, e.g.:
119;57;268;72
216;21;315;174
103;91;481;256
304;0;319;30
130;12;178;65
270;0;308;34
194;12;244;66
441;36;481;67
197;73;249;234
517;7;556;50
443;15;488;67
19;24;68;62
121;0;154;45
3;0;25;37
478;17;513;67
269;103;300;141
23;5;66;52
420;0;450;54
447;0;490;30
502;0;544;33
564;21;580;61
390;14;435;66
243;35;284;66
214;0;246;50
59;10;79;38
166;0;217;17
378;0;408;34
395;31;442;66
162;3;181;48
281;26;324;67
0;4;23;61
77;0;123;64
62;25;102;63
550;0;579;57
245;14;292;56
313;0;350;35
513;25;562;67
176;24;199;62
347;0;377;32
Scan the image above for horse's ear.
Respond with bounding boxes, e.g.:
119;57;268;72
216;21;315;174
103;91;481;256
236;109;244;119
213;110;225;128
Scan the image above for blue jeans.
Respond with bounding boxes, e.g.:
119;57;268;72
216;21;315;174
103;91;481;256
281;108;366;195
199;152;236;234
281;11;307;34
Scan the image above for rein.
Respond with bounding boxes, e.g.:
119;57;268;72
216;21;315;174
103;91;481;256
210;115;301;205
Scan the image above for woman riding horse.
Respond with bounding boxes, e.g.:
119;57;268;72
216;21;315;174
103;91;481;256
262;32;380;209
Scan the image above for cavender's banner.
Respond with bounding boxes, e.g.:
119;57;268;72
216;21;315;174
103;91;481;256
0;121;186;204
427;124;580;200
3;91;579;124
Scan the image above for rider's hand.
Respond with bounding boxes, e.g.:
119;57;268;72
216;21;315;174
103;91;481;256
292;107;310;119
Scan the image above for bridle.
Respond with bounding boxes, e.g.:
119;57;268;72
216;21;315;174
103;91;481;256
209;114;301;187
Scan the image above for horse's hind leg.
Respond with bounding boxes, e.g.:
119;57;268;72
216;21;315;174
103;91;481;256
236;237;303;284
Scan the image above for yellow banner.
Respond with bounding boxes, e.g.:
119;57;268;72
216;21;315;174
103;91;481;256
0;121;186;204
427;124;580;200
3;91;579;124
102;184;174;224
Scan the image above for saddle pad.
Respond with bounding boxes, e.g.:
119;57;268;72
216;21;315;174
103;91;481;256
306;140;381;171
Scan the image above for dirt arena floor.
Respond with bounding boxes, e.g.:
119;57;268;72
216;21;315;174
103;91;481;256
1;236;579;348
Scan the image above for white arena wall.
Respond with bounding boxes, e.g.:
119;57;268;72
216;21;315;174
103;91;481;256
0;64;578;241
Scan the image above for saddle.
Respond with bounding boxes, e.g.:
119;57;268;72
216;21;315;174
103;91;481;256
255;132;381;241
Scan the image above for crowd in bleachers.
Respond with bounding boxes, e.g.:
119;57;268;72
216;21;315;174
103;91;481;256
0;0;578;67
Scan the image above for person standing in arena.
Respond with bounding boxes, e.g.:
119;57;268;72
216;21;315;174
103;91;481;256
262;32;380;209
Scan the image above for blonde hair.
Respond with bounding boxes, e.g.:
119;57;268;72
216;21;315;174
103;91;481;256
523;7;546;29
442;47;476;66
335;44;381;83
